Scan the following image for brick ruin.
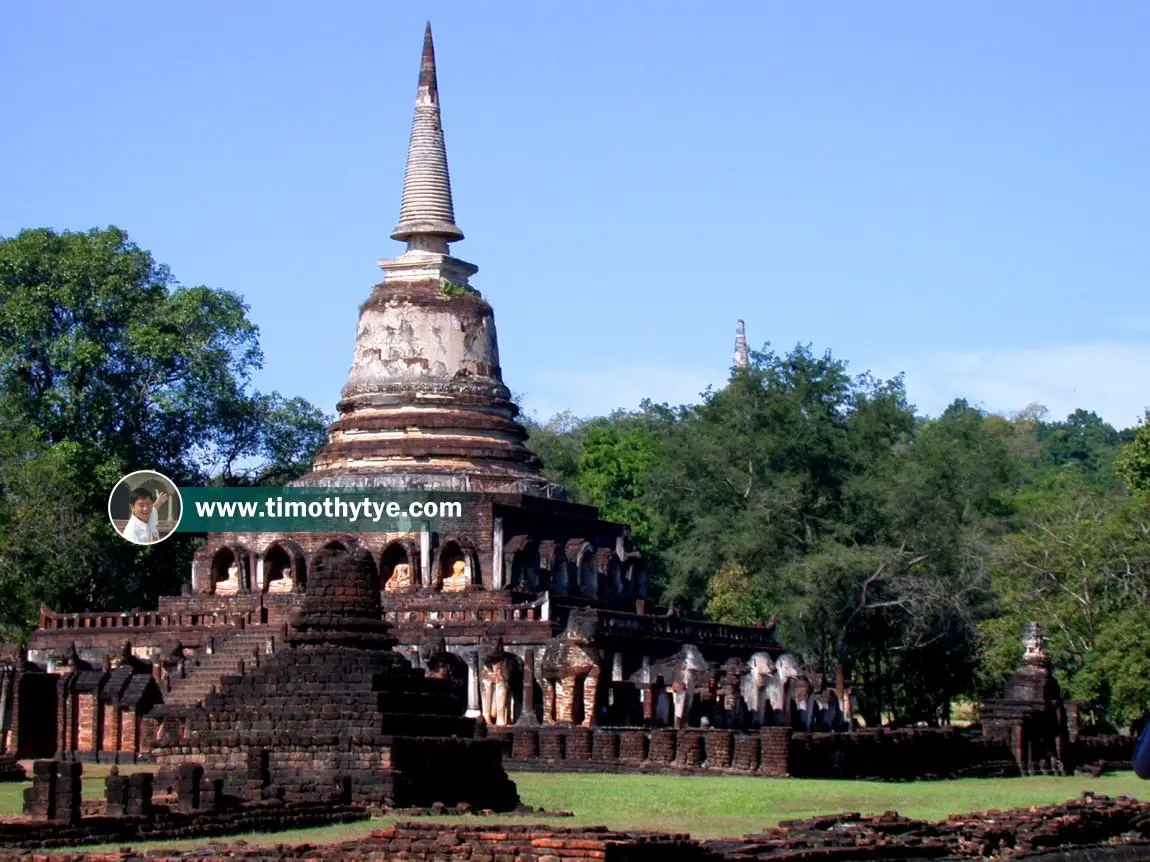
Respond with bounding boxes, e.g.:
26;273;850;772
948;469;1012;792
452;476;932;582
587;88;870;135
980;622;1072;774
4;771;1150;860
1;23;789;771
148;545;518;809
0;25;1134;800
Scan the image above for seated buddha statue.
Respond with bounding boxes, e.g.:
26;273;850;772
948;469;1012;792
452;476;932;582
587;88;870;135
384;562;415;592
215;562;242;595
267;566;294;594
442;558;471;592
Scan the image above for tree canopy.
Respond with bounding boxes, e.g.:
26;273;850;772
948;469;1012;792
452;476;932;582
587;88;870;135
0;227;330;638
525;345;1149;729
2;224;1145;730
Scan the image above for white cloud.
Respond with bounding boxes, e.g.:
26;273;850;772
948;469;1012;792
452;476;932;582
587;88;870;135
874;341;1150;429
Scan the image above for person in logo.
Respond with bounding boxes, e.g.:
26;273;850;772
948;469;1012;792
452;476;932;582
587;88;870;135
121;487;168;544
1135;721;1150;780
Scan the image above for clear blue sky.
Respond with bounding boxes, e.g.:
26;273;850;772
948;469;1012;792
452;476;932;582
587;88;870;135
3;3;1148;428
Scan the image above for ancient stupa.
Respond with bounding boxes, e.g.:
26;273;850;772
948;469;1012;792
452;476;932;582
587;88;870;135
300;22;551;496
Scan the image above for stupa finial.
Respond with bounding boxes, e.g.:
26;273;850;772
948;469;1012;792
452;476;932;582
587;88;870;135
733;319;750;369
391;22;464;250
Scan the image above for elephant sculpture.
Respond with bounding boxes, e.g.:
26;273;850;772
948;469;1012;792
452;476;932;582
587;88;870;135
644;644;710;728
480;639;520;726
740;651;777;728
807;682;847;731
540;611;601;726
767;653;804;727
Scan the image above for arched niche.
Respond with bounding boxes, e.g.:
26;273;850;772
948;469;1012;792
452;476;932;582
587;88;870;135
210;544;251;595
261;540;307;594
381;540;420;591
504;535;538;591
540;540;568;596
436;537;478;592
565;539;595;600
597;548;623;601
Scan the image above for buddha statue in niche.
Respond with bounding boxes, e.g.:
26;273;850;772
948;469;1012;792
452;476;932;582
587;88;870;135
267;566;294;594
215;561;242;595
385;562;415;592
442;558;470;592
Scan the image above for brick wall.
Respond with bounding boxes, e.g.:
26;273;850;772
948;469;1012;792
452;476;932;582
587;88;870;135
503;725;1032;780
76;693;98;752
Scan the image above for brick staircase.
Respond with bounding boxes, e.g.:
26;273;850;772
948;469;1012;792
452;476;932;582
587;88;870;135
161;627;283;708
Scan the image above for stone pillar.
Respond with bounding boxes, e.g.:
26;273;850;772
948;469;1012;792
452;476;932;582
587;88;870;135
109;706;122;756
612;652;624;682
760;727;792;777
24;760;57;819
492;517;504;589
177;763;204;813
54;760;82;824
466;651;482;718
420;530;432;587
105;768;128;817
127;772;153;816
518;648;538;725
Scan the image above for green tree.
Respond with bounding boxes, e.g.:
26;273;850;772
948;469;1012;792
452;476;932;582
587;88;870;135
575;406;668;549
1036;408;1133;490
643;344;861;609
704;562;773;626
1115;411;1150;495
979;475;1150;725
209;393;330;485
0;227;329;635
522;411;588;495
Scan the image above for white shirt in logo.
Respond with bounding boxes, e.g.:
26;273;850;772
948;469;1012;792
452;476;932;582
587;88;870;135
123;515;152;544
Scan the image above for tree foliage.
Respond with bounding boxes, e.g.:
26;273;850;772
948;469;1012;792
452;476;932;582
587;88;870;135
525;346;1148;728
1115;411;1150;495
0;227;330;637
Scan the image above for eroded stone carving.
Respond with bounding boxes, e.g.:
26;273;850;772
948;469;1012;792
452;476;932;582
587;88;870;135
384;562;415;592
741;651;777;727
267;567;294;594
215;563;242;596
442;558;470;592
541;611;600;726
480;638;518;726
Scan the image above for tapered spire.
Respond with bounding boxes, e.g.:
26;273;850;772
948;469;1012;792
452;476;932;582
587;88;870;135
391;23;464;249
733;319;750;369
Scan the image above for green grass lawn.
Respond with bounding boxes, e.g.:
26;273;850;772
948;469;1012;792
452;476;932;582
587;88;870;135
2;767;1146;854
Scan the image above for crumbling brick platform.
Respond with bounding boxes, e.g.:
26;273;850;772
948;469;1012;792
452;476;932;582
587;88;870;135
0;798;368;851
4;793;1150;861
148;547;518;811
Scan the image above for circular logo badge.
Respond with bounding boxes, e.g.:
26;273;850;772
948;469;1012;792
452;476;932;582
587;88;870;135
108;470;183;545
